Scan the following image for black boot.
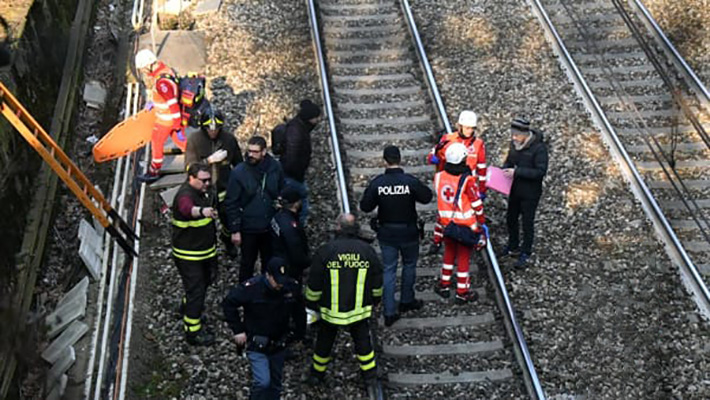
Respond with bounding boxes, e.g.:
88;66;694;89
365;377;384;400
186;329;215;346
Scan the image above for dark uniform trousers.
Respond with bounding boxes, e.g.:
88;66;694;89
175;255;217;333
506;195;540;254
312;319;376;381
239;231;273;282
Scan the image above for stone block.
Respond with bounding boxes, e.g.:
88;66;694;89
139;31;207;74
78;219;103;256
156;0;192;15
46;292;87;338
42;321;88;364
46;374;68;400
83;80;107;109
46;347;75;388
57;277;89;309
150;173;187;190
79;240;102;280
162;154;185;174
160;186;180;207
195;0;221;14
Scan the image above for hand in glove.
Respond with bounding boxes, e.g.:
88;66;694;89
475;233;487;251
478;192;487;202
175;128;185;142
427;153;440;166
144;101;154;111
207;149;228;164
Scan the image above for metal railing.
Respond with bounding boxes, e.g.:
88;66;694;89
306;0;350;214
528;0;710;318
401;1;545;399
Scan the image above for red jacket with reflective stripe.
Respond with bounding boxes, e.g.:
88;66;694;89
149;62;181;128
430;132;487;193
434;171;485;230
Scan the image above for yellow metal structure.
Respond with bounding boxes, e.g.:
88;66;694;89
0;82;138;256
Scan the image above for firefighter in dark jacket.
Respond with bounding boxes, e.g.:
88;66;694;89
172;163;217;346
501;117;549;268
305;214;384;398
270;187;311;342
360;145;432;327
185;108;243;258
278;99;321;226
222;257;298;400
225;136;285;282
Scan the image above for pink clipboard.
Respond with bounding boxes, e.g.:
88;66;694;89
486;167;512;196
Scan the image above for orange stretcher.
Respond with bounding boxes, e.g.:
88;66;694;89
93;109;155;163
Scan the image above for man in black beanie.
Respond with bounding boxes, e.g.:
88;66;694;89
279;99;322;226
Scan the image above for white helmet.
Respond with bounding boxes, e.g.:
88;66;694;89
445;142;468;164
457;110;478;127
135;49;157;69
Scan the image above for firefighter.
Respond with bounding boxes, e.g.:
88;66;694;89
428;111;487;252
185;108;243;258
305;214;384;398
359;145;432;327
172;163;217;346
222;257;298;399
134;49;185;182
433;143;486;304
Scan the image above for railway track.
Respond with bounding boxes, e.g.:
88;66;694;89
532;0;710;314
309;0;543;398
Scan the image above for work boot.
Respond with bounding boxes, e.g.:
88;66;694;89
455;290;479;305
305;370;325;387
514;252;530;269
433;283;450;299
136;171;160;183
398;299;424;314
365;377;384;400
426;243;441;255
384;314;400;327
186;329;215;346
499;245;520;258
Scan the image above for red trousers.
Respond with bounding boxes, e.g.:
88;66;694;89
150;123;186;172
440;237;472;295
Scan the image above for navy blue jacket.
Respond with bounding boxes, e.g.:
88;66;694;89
225;155;285;233
271;209;311;275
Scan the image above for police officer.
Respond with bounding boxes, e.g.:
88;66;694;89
172;163;217;346
359;145;432;327
270;186;311;342
305;214;384;398
185;108;243;258
222;257;298;399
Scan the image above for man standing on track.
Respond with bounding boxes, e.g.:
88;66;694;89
360;145;432;327
134;49;186;182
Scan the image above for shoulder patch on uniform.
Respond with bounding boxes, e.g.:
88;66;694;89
291;221;298;228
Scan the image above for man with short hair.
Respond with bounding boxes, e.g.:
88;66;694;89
225;136;285;282
185;108;243;258
172;163;217;345
360;145;432;327
134;49;185;182
222;257;298;399
305;214;384;398
502;117;549;268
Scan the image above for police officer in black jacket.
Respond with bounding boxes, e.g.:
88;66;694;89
270;186;311;342
360;145;433;327
501;117;549;268
222;257;297;400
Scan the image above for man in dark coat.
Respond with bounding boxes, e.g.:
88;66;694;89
278;99;321;226
225;136;285;282
501;117;549;268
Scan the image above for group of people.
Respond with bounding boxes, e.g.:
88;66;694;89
136;47;549;399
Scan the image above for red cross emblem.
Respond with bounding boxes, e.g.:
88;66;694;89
441;184;455;203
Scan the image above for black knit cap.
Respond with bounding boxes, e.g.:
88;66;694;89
511;117;531;135
297;99;321;121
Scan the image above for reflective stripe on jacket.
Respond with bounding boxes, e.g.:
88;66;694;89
434;132;487;193
171;182;217;260
434;171;484;228
149;62;181;128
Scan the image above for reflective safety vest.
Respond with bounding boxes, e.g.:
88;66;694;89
305;237;383;326
434;132;488;193
149;62;181;129
434;171;484;228
171;183;217;261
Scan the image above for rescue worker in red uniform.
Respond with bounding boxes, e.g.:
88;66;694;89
433;143;486;304
428;110;487;252
172;163;217;345
135;49;186;182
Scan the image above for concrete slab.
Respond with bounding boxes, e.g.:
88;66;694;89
159;185;181;207
383;341;503;357
162;154;186;174
150;173;187;190
383;313;495;330
156;0;192;15
139;31;207;74
42;321;88;364
57;277;89;309
79;240;102;280
47;292;87;338
78;219;103;256
388;369;513;386
46;374;68;400
195;0;221;14
46;346;75;388
83;80;107;109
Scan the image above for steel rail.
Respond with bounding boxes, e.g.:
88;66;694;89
630;0;710;109
306;0;350;214
401;1;545;398
400;0;452;134
528;0;710;318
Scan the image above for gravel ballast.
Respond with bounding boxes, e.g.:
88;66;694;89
412;0;710;398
